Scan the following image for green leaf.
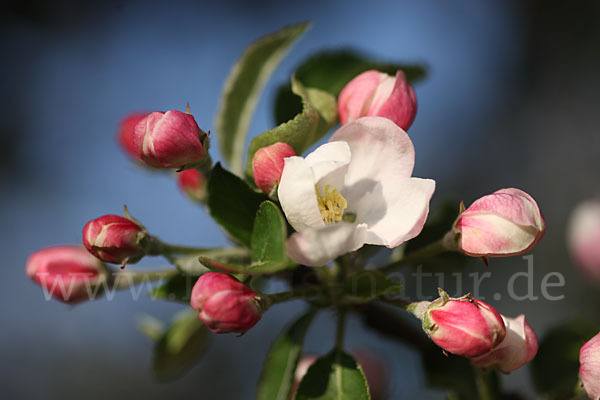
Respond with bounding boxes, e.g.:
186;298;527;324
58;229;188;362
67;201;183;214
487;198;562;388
343;270;403;301
149;273;199;303
256;310;317;400
531;319;598;400
245;76;337;177
136;314;165;341
295;350;371;400
215;22;310;175
275;49;427;125
252;201;288;265
208;163;268;246
152;311;210;381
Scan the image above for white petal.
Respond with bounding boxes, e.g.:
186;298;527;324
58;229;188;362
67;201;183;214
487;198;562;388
356;177;436;247
278;156;325;231
305;141;351;186
286;223;368;266
330;116;415;187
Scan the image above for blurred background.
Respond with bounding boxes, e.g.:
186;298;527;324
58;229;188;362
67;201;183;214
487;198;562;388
1;0;600;398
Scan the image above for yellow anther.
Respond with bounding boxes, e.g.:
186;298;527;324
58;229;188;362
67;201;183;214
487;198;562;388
315;184;348;224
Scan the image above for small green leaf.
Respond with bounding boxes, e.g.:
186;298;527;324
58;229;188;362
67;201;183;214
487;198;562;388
152;311;210;381
216;22;310;175
252;201;288;265
256;310;317;400
207;163;268;246
531;319;598;400
343;270;403;301
295;350;371;400
136;314;165;341
245;77;337;177
275;49;427;125
149;273;199;303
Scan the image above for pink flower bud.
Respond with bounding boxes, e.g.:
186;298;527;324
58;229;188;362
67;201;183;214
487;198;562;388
252;142;296;194
420;290;506;358
26;245;107;303
82;215;145;264
471;314;538;373
190;272;262;334
133;110;207;169
117;112;147;158
453;188;545;257
176;169;207;202
580;331;600;400
568;200;600;284
293;351;389;400
338;70;417;130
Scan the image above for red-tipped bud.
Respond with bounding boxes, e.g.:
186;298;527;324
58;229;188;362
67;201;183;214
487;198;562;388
83;215;145;264
338;70;417;130
132;110;207;169
190;272;262;334
26;245;108;303
452;188;545;258
416;290;506;358
252;142;296;195
580;331;600;400
568;200;600;284
117;112;147;158
176;169;207;203
472;314;538;373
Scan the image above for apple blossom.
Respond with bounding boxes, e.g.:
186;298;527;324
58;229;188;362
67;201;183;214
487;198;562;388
452;188;545;257
277;116;435;266
471;314;538;373
252;142;296;195
338;70;417;130
176;169;207;203
580;331;600;400
412;290;506;358
133;110;207;169
117;112;147;158
83;214;145;264
568;200;600;284
190;272;262;334
26;245;108;303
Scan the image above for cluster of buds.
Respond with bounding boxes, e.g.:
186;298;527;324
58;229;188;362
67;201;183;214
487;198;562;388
26;246;108;303
449;188;545;259
190;272;263;334
412;289;538;373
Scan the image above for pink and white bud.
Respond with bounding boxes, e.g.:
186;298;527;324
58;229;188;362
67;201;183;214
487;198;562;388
83;214;145;264
176;169;207;203
293;351;389;400
580;331;600;400
117;112;147;158
568;200;600;284
133;110;207;169
190;272;262;334
471;314;538;373
417;290;506;358
453;188;545;257
252;142;296;195
338;70;417;130
26;245;108;303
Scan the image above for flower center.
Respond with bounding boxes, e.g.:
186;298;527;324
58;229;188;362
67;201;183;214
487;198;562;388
315;184;348;224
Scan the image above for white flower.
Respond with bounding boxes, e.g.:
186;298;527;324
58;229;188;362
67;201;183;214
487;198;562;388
277;116;436;266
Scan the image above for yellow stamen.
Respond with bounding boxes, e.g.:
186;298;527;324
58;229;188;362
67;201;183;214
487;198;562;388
315;184;348;224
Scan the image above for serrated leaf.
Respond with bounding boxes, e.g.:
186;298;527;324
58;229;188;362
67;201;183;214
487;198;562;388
245;76;337;177
149;273;199;303
152;312;210;381
275;49;427;125
216;22;309;175
295;351;370;400
256;310;317;400
531;319;598;400
208;163;268;246
252;201;287;265
343;270;403;301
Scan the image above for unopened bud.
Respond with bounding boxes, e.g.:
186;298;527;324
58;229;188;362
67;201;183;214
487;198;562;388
580;331;600;400
252;142;296;195
83;214;145;264
117;112;147;159
176;169;207;203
